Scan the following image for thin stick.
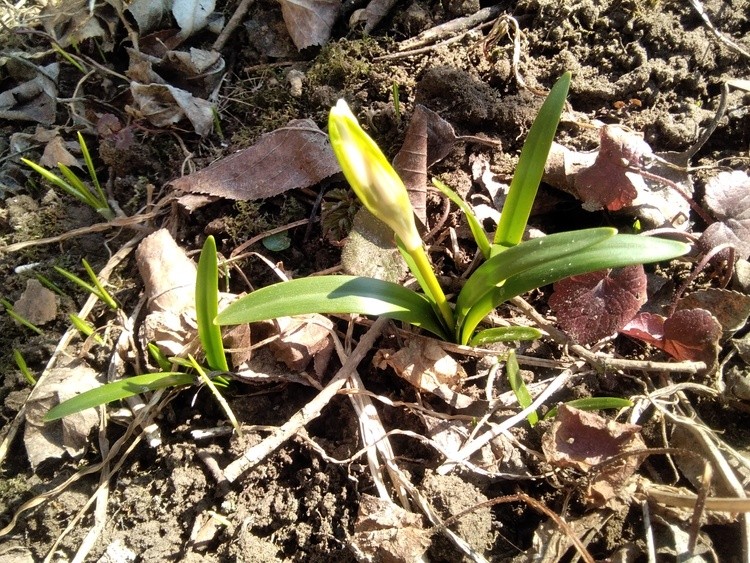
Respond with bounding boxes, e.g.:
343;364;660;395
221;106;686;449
212;0;255;51
222;316;388;482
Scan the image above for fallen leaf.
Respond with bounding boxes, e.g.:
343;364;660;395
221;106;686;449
542;405;645;508
676;288;750;334
126;0;173;34
375;338;473;408
0;64;59;125
350;0;399;34
39;135;80;169
268;314;334;376
622;309;722;367
702;170;750;259
170;119;340;199
548;266;647;344
349;494;431;563
173;0;216;38
129;82;214;136
279;0;339;50
40;0;114;50
574;125;652;211
24;360;101;470
14;279;57;325
341;208;407;282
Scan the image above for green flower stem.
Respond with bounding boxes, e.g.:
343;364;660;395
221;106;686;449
409;244;454;330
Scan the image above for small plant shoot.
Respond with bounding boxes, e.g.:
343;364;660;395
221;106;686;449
217;73;689;346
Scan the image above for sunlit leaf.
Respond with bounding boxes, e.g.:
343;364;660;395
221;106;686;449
196;235;228;372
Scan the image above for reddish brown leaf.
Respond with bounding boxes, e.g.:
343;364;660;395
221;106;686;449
170;119;340;200
677;288;750;334
542;405;645;508
548;266;647;344
622;309;721;367
574;125;652;211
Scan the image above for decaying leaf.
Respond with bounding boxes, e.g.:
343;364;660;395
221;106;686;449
14;279;57;325
0;63;59;125
548;266;647;344
375;338;473;408
349;494;431;563
39;135;80;169
127;47;225;99
341;209;407;282
24;360;101;470
676;288;750;334
40;0;114;50
126;0;173;34
702;170;750;259
279;0;339;50
268;314;334;376
542;405;645;508
350;0;399;33
393;107;429;225
544;127;691;228
129;82;214;136
621;309;722;367
170;119;340;200
574;125;651;211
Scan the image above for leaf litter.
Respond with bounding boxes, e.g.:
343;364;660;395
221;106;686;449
2;0;750;561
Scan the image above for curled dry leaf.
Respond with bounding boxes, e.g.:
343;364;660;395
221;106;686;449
0;63;59;125
279;0;339;50
621;308;722;368
129;82;214;136
548;265;647;344
40;0;114;50
172;0;216;39
349;494;431;563
542;405;645;508
374;338;473;408
24;360;101;470
268;314;334;377
170;119;340;200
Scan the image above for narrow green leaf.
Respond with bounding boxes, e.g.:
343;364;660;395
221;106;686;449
457;227;617;329
544;397;633;420
1;298;43;335
216;275;448;340
188;355;239;433
507;350;538;426
469;326;542;347
70;314;105;345
196;236;229;372
459;233;689;343
21;158;76;195
44;372;194;421
13;349;36;386
57;163;95;204
82;259;118;309
77;131;107;203
494;72;571;247
432;178;491;259
148;343;173;371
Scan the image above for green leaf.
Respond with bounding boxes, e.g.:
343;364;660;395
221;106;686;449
262;232;291;251
457;227;617;330
469;326;542;347
507;350;537;426
459;232;689;344
544;397;633;420
196;236;229;372
44;372;194;421
216;275;449;340
431;178;491;259
494;72;571;247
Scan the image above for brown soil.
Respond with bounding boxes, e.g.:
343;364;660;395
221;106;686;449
1;0;749;561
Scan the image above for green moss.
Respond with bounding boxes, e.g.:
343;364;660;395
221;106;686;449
307;38;380;89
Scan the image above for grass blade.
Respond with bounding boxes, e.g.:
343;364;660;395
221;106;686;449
544;397;633;420
432;178;491;259
507;350;538;426
494;72;571;247
469;326;542;347
216;275;448;340
44;372;194;421
196;236;229;372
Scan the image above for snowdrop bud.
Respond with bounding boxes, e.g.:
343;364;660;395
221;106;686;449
328;99;422;251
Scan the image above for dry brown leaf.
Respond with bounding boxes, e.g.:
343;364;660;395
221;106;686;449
349;494;431;563
268;314;334;376
40;0;114;50
542;405;645;508
24;360;101;470
39;135;80;169
676;288;750;334
0;64;59;125
170;119;340;200
172;0;216;38
279;0;339;50
375;338;473;408
13;279;57;325
129;82;214;136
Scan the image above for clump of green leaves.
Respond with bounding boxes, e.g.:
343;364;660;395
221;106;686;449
217;73;690;347
22;132;114;220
